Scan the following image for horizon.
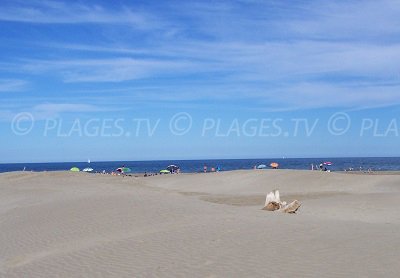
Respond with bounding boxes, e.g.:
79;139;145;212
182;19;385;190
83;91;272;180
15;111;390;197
1;0;400;162
2;155;400;165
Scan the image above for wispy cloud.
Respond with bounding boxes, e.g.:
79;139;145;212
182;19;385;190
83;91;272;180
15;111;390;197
174;0;400;42
8;38;399;110
33;103;102;114
0;102;119;122
0;79;27;92
13;40;400;81
0;0;159;29
1;0;400;112
16;57;195;82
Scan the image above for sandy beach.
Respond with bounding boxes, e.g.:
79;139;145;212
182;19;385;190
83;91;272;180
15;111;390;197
1;170;400;277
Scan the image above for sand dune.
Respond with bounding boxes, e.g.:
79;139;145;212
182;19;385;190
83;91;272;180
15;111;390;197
1;170;400;277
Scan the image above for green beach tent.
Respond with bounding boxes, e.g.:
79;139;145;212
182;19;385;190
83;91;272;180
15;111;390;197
70;167;80;172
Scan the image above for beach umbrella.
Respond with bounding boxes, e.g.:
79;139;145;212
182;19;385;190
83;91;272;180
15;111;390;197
270;162;279;169
122;167;131;173
117;167;131;173
70;167;80;172
257;164;267;169
166;165;180;171
160;169;170;174
82;167;93;172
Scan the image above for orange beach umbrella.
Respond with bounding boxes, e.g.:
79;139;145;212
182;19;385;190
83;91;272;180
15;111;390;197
270;162;279;169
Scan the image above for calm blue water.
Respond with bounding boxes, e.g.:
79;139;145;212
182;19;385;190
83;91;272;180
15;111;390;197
1;157;400;173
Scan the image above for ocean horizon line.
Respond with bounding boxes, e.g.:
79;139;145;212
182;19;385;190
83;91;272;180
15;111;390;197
2;156;400;165
2;157;400;173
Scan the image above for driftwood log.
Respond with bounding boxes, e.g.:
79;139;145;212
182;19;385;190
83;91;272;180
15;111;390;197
262;190;301;213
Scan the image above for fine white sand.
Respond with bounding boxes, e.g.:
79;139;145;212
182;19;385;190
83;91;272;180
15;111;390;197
1;170;400;277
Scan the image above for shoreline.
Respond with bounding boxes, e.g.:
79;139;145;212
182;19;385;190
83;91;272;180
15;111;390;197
3;168;400;176
2;157;400;175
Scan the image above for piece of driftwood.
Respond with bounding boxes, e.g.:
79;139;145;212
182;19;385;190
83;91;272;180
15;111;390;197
281;200;301;213
262;190;301;213
263;201;281;211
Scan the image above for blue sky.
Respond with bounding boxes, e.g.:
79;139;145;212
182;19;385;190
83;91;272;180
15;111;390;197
1;0;400;162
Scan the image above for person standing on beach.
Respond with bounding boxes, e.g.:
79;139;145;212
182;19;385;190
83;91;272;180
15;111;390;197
203;165;207;173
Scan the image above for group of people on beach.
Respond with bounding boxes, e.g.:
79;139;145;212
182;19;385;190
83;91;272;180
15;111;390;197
345;166;373;173
203;165;221;173
310;163;330;172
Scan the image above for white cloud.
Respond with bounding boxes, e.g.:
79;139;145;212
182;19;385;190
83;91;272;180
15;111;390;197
15;40;400;83
0;101;123;122
175;0;400;42
17;57;194;83
0;0;159;29
5;38;399;110
33;103;101;114
0;79;27;92
1;0;400;111
255;82;400;111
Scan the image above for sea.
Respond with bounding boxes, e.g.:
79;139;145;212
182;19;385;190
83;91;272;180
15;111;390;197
1;157;400;173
